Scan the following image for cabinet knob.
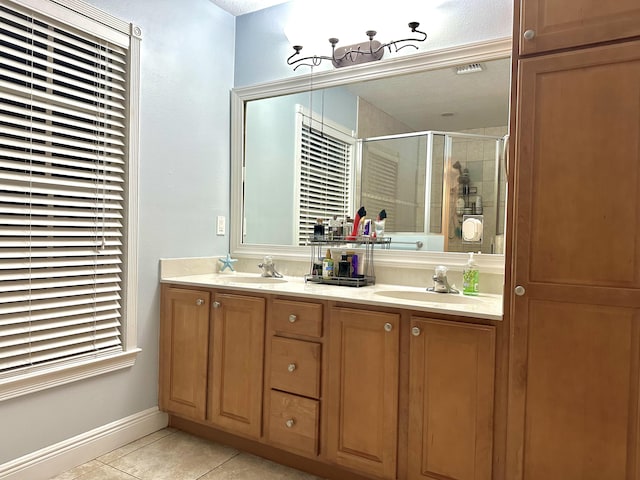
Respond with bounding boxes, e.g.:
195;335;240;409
196;299;205;306
288;314;297;323
514;285;526;296
212;301;221;308
523;29;535;40
287;363;297;373
285;418;295;428
411;326;421;337
384;322;393;332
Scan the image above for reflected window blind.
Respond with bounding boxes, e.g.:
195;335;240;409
361;146;398;232
296;113;354;246
0;3;128;374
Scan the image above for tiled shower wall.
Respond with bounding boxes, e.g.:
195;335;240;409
445;126;508;253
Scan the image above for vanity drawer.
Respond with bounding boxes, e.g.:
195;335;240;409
270;337;321;398
268;390;319;456
272;299;323;338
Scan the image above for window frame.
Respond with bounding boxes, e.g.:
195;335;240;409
0;0;141;402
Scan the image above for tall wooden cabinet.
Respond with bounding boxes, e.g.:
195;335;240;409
508;2;640;478
326;307;400;479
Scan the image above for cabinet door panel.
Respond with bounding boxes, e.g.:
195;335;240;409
408;318;495;480
327;307;399;479
517;301;639;480
209;293;265;439
520;0;640;54
159;287;210;420
516;42;640;289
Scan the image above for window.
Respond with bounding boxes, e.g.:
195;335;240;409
293;106;355;245
0;0;141;400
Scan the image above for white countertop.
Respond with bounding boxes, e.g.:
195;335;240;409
161;272;503;321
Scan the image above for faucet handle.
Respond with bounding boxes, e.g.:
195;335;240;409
434;265;448;279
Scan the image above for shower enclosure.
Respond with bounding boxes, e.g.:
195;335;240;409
357;130;507;254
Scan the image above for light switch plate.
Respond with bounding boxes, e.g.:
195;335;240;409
216;216;226;235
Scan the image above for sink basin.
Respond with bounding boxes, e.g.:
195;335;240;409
375;290;480;304
226;276;287;284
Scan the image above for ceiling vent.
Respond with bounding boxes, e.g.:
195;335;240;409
455;63;484;75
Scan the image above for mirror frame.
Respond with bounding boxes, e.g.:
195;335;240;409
230;37;511;273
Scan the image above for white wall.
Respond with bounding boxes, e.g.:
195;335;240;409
0;0;235;464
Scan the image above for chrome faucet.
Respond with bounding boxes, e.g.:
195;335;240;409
257;256;283;278
428;265;459;293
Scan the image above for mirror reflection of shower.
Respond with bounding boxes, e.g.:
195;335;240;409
358;130;506;254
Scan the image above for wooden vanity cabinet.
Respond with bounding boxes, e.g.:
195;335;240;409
159;286;210;421
407;317;496;480
518;1;640;55
160;286;266;438
326;306;400;480
208;292;265;439
161;286;500;480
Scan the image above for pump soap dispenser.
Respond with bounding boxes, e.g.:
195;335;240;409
462;252;479;296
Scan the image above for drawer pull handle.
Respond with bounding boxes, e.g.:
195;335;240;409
287;363;297;373
196;299;205;306
411;326;421;337
212;301;221;308
523;29;535;40
285;418;295;428
288;314;297;323
384;322;393;332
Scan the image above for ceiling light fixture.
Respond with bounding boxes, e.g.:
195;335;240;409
287;22;427;70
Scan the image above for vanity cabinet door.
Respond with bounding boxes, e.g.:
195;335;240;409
519;0;640;55
159;286;210;421
208;292;265;439
326;307;400;479
408;318;495;480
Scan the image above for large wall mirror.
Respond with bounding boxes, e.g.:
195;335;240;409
230;38;511;267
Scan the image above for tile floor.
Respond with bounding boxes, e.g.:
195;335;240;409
50;428;322;480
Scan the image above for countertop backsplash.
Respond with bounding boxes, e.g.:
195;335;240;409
160;255;505;295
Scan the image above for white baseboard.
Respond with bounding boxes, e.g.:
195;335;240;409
0;407;168;480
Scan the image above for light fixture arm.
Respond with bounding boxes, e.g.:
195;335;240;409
287;22;427;71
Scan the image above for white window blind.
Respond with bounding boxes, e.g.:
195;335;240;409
0;1;130;375
294;107;355;246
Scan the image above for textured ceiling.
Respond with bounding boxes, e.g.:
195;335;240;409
209;0;288;16
345;57;511;132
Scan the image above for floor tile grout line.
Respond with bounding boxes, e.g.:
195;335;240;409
194;450;242;480
100;429;178;466
106;462;143;480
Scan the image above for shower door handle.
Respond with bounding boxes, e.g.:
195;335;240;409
502;134;509;178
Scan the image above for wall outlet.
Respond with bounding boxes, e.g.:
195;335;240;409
216;215;226;235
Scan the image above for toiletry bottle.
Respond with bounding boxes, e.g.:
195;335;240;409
350;253;359;278
322;249;334;279
338;252;350;277
313;218;325;240
462;252;479;296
